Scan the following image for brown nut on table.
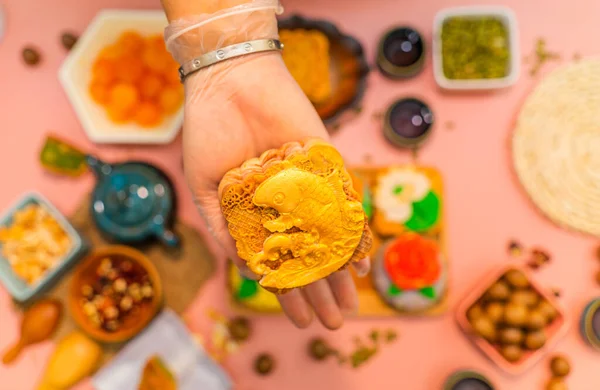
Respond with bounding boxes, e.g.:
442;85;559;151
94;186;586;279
309;338;331;361
546;378;568;390
254;353;274;375
228;317;251;342
550;355;571;377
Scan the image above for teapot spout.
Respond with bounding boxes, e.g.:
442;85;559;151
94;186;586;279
85;155;111;178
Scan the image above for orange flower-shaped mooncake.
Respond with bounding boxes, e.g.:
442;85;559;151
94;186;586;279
219;139;372;292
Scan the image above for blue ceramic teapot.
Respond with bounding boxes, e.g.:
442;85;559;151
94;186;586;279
87;155;179;247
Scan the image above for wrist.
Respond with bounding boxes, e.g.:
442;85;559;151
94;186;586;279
164;0;282;65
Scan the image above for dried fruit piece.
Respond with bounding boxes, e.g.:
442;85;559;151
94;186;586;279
158;86;183;114
61;32;78;50
134;102;162;127
139;74;164;100
508;240;523;256
22;47;41;66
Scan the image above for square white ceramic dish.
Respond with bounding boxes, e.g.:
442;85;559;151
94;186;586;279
432;6;520;90
0;192;87;302
59;9;183;144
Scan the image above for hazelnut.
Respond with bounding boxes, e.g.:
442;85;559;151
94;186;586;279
525;330;547;350
81;284;94;298
550;355;571;377
485;302;505;323
501;345;523;362
114;278;127;293
141;284;154;298
104;306;119;320
504;302;528;327
120;296;133;311
504;270;529;289
546;378;568;390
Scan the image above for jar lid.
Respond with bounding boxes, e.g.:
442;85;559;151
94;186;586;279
581;298;600;349
377;26;425;79
443;370;495;390
383;98;434;148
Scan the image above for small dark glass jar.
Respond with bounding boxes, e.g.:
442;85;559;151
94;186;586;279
377;27;425;79
383;98;434;149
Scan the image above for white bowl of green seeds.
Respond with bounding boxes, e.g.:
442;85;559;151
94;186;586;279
433;6;520;90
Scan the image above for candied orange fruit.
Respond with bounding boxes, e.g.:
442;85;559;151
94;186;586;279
90;31;183;127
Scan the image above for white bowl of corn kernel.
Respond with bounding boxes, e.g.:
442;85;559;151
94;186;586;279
0;192;87;302
59;10;184;144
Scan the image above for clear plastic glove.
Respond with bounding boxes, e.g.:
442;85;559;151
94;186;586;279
167;4;370;329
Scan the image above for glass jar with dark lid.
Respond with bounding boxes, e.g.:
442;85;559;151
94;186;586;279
383;97;434;149
377;26;425;79
443;370;495;390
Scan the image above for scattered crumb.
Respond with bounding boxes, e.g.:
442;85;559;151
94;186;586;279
573;53;581;62
445;121;455;130
363;154;373;164
371;112;384;121
508;240;523;257
353;106;363;114
529;38;560;76
552;288;561;298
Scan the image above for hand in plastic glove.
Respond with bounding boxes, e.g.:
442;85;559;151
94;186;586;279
181;53;370;330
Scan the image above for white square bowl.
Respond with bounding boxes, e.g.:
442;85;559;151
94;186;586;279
432;6;520;90
59;9;184;144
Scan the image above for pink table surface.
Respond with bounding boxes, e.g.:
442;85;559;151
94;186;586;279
1;0;599;389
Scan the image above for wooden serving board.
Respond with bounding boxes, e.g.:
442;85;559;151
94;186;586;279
227;165;449;317
16;195;216;365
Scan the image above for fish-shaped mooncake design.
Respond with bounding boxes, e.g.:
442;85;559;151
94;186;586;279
219;139;372;292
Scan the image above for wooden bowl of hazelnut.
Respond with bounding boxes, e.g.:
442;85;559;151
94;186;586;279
69;245;163;343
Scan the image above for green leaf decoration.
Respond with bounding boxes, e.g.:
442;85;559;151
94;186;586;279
237;278;258;300
388;284;402;296
393;185;404;195
404;191;440;232
419;286;436;299
362;184;373;220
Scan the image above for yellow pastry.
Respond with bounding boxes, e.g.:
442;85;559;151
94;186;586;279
279;29;332;104
219;139;372;291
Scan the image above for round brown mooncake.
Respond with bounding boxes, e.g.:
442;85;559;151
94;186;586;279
218;139;372;292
